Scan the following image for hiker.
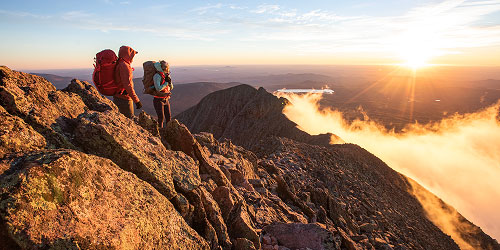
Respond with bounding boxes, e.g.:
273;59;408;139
152;60;173;128
113;45;142;118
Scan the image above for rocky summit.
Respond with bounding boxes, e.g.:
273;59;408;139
0;65;499;250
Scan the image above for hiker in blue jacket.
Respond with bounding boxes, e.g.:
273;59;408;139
152;60;173;128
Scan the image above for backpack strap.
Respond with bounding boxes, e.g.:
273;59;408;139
158;72;166;84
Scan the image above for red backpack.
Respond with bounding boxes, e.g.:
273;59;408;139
92;49;121;96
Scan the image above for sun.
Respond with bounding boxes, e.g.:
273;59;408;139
395;30;437;70
402;49;432;70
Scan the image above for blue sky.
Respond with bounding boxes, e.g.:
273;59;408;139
1;0;500;69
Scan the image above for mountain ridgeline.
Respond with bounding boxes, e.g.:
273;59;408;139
0;66;498;250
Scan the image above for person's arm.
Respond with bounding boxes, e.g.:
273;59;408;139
167;74;173;90
120;64;140;103
153;73;169;91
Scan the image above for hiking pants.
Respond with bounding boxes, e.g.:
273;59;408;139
154;97;171;128
113;97;134;118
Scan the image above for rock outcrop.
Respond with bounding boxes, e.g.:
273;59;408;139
0;149;208;249
0;67;499;250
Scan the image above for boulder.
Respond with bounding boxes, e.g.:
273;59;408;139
73;110;201;199
136;111;159;136
339;228;361;250
62;79;117;112
228;201;260;249
162;119;197;157
0;149;209;249
195;133;259;180
262;223;337;250
0;105;46;159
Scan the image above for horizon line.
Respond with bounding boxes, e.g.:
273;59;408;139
10;63;500;72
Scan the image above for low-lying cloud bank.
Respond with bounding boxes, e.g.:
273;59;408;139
278;92;500;243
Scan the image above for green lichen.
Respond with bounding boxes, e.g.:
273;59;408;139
26;173;67;210
46;174;66;205
26;176;57;211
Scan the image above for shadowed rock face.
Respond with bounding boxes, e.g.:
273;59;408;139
0;150;208;249
176;84;343;150
0;66;498;250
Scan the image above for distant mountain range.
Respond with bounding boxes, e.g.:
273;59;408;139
30;70;500;130
30;73;75;89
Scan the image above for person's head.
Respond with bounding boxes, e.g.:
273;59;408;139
118;46;138;63
159;60;169;73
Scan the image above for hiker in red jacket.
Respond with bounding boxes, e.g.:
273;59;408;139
113;45;142;118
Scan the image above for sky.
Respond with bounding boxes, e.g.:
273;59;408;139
1;0;500;69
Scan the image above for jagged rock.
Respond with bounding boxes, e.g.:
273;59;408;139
359;222;376;233
0;149;209;249
161;120;232;188
172;193;195;224
275;174;315;220
0;105;46;159
200;186;232;250
195;132;259;180
256;137;467;249
233;238;256;250
212;186;235;221
73;110;196;199
339;228;361;250
263;223;337;250
194;141;232;187
137;110;159;136
0;66;86;148
228;201;260;249
184;187;222;250
63;79;117;112
163;119;197;157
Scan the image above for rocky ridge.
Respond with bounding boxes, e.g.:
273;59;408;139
0;66;498;250
176;84;343;150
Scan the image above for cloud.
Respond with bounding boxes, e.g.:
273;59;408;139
237;0;500;62
3;0;499;63
252;4;280;14
0;9;52;19
191;3;223;15
61;11;92;21
278;92;500;241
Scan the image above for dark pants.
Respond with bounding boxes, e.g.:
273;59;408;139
113;97;134;118
154;97;171;128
